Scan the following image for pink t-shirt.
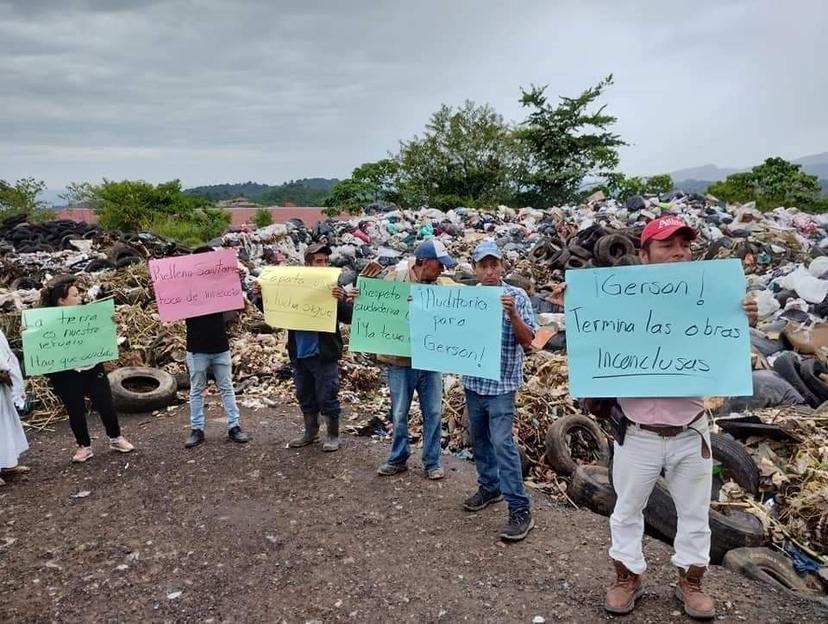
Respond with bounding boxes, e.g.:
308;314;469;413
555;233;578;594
618;397;704;426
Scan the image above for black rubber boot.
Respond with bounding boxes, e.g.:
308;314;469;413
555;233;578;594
322;415;340;452
288;413;319;448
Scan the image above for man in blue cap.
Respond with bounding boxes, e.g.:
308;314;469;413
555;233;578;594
355;239;456;479
463;240;537;541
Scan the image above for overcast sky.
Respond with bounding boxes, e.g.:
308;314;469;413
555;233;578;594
2;0;827;191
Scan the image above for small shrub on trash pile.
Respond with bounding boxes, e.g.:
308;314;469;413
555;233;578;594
252;207;273;228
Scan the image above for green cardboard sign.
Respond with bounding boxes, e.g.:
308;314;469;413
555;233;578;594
349;277;411;357
22;299;118;375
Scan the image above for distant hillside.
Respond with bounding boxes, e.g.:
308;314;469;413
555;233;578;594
185;178;338;205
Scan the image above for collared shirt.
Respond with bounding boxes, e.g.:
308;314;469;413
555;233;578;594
618;397;704;426
463;283;537;396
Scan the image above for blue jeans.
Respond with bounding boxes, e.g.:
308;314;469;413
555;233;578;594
186;350;240;431
387;366;443;471
465;389;530;513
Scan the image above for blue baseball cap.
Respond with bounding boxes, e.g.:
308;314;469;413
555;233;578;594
413;239;457;268
472;240;503;262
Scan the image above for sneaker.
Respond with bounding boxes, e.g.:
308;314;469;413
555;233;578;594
109;436;135;453
463;487;503;512
228;426;249;444
185;429;205;448
72;446;94;463
500;509;535;542
377;462;408;476
426;467;445;480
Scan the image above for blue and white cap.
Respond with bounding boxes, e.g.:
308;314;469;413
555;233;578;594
413;239;457;268
472;240;503;262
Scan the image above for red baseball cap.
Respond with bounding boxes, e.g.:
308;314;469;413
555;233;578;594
641;216;697;245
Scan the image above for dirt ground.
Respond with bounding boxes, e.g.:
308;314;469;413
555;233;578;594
1;400;825;624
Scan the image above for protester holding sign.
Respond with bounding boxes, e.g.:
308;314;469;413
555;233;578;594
568;216;758;619
182;247;249;449
39;276;134;463
462;240;537;542
0;328;29;486
352;240;457;480
253;243;352;451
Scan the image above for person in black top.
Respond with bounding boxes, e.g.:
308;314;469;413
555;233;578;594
183;248;249;448
252;243;352;451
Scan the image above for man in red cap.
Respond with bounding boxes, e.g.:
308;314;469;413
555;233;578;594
577;215;758;619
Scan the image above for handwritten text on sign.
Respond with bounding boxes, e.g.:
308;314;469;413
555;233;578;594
410;284;503;381
564;259;752;398
22;299;118;375
149;249;244;322
257;266;341;332
349;277;411;356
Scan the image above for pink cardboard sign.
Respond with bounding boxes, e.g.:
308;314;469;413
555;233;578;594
149;249;244;322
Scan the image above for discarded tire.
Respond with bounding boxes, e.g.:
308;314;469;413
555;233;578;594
643;478;766;564
594;234;635;266
568;465;616;517
723;547;814;597
109;367;178;413
545;415;610;476
772;352;821;407
612;254;640;266
84;258;116;273
799;358;828;403
107;243;143;264
710;432;760;497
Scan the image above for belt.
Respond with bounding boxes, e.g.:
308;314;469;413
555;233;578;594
635;412;710;459
637;412;704;437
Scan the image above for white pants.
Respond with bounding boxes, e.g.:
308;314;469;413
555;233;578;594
609;419;712;574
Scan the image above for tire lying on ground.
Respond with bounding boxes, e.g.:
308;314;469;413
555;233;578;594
545;414;610;476
568;465;616;517
594;234;635;266
772;352;821;407
643;477;766;564
710;431;760;497
798;358;828;403
84;258;116;273
109;367;178;413
722;547;815;598
106;242;143;264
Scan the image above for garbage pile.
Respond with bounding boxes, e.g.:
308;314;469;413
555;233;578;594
3;193;828;571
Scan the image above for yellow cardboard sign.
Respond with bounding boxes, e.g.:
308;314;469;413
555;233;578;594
257;266;341;332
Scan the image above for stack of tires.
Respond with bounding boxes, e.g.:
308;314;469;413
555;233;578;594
0;216;102;253
529;225;640;271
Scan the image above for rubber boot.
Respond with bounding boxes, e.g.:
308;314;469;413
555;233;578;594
604;560;644;615
322;415;340;452
288;412;319;448
676;566;715;620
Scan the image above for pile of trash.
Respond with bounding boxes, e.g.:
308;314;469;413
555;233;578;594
3;193;828;573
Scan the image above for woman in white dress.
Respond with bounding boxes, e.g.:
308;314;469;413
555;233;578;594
0;327;29;486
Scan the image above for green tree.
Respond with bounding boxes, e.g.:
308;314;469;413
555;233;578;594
323;159;401;217
63;178;230;243
253;206;273;227
601;172;673;201
708;157;823;211
397;101;519;210
516;75;626;207
0;177;50;221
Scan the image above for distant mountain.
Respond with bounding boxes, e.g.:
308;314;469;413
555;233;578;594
184;178;338;205
670;152;828;196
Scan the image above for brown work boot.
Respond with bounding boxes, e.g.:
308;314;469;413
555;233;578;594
604;560;644;614
676;565;715;620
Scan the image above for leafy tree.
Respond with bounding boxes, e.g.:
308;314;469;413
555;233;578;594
253;206;273;227
708;157;823;211
600;172;673;201
397;101;519;210
63;178;229;243
0;177;50;221
323;159;401;217
516;75;626;207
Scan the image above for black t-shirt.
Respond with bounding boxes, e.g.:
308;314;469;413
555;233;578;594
185;312;230;354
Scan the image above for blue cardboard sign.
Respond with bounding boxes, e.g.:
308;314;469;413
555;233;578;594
409;284;503;381
564;259;753;398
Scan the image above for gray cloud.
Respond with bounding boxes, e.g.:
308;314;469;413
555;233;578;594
1;0;826;190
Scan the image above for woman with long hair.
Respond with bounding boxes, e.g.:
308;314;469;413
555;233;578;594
40;276;135;463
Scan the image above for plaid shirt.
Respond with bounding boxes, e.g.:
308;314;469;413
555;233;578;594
463;283;537;396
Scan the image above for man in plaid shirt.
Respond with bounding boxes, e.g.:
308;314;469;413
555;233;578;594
463;240;538;541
